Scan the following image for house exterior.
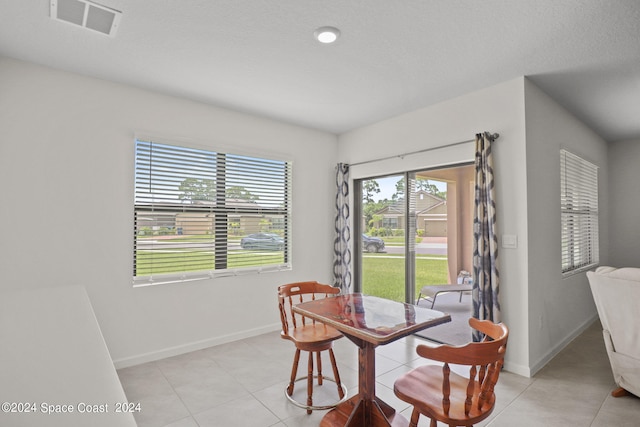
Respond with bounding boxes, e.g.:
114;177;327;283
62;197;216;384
175;212;273;236
138;199;282;237
371;191;448;237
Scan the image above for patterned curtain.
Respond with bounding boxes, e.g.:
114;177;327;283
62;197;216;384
472;132;501;341
333;163;352;293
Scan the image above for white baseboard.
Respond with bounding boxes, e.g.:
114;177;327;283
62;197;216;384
503;360;532;378
527;314;599;377
113;322;281;369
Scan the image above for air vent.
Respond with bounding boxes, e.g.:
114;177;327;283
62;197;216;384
50;0;122;37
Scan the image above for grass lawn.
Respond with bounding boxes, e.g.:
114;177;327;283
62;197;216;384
362;254;449;302
136;246;448;303
135;249;283;276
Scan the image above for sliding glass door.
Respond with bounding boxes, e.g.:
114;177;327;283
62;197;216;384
357;174;409;302
355;164;474;304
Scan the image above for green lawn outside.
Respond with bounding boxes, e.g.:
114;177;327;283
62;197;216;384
136;247;448;303
362;254;449;302
135;250;283;276
137;235;240;243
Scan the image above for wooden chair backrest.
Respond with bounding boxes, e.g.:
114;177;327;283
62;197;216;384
277;281;340;335
415;318;509;417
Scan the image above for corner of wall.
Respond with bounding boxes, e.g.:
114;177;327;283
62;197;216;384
522;76;609;376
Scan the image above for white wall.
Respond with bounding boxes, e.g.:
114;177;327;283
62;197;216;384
339;78;531;375
608;138;640;268
523;79;609;374
339;77;612;376
0;55;616;376
0;56;339;367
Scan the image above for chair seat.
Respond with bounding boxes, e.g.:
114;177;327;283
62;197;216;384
282;324;342;350
394;365;496;425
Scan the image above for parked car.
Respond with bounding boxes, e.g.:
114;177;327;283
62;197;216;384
240;233;285;250
363;234;385;253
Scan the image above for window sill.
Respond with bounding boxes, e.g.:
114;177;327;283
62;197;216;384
132;263;292;287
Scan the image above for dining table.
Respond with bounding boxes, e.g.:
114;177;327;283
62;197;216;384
292;293;451;427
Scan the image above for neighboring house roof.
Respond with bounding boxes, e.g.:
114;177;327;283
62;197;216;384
417;201;446;216
373;191;446;216
189;198;260;208
138;198;267;210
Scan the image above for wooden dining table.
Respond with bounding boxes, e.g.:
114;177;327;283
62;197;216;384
292;293;451;427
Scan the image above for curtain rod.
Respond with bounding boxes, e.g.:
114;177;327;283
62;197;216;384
347;132;499;167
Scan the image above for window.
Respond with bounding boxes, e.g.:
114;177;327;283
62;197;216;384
133;138;291;286
382;217;399;229
560;149;599;276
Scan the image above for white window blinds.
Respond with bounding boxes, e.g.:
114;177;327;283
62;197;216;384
134;139;292;286
560;149;599;275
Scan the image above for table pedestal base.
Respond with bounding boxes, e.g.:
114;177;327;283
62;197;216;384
320;395;409;427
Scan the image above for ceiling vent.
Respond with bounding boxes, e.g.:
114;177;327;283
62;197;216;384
50;0;122;37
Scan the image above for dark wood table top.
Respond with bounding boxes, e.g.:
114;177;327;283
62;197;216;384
293;293;451;345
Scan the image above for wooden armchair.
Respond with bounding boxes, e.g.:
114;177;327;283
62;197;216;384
394;318;509;427
277;281;347;413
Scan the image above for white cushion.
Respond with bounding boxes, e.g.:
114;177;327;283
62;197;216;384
588;266;640;396
594;266;640;281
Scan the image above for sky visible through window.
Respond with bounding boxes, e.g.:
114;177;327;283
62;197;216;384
135;139;287;208
369;175;447;202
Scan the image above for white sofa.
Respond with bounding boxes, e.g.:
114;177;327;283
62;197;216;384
587;266;640;397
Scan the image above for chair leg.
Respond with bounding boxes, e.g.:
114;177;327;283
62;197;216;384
287;349;300;396
409;408;420;427
328;348;345;399
307;351;314;414
316;351;324;385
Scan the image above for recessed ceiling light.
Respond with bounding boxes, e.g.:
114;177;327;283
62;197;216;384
314;26;340;44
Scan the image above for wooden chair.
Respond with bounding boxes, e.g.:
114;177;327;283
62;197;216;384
278;281;347;414
393;318;509;427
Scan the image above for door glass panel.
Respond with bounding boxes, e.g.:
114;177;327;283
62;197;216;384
357;164;474;304
415;164;476;295
413;173;452;302
360;175;406;302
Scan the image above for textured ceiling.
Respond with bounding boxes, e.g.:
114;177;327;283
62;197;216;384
1;0;639;141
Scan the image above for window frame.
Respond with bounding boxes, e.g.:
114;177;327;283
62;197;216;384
133;137;292;286
560;149;599;276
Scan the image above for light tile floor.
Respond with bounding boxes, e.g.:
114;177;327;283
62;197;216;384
117;321;640;427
